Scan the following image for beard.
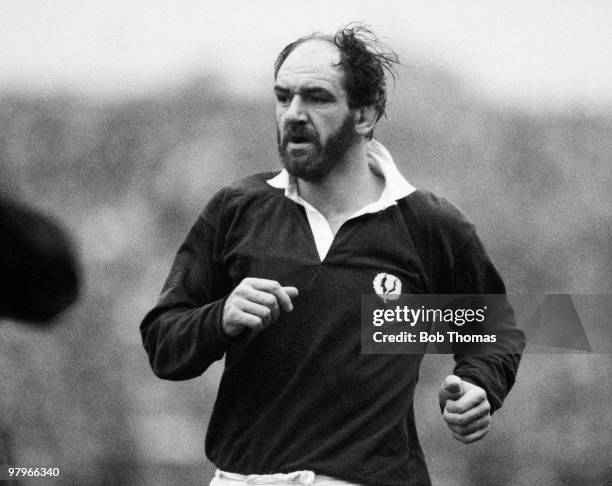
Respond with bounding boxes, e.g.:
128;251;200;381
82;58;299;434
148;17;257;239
277;114;358;183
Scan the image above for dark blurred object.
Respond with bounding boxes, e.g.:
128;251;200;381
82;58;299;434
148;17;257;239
0;194;80;323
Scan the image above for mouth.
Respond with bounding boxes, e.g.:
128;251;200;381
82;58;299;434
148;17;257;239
285;135;314;151
287;140;312;147
278;125;318;154
285;143;313;157
288;134;310;143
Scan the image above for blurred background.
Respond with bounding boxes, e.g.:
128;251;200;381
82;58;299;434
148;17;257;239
0;1;610;485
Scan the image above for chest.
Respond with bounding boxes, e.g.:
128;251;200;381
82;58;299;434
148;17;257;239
221;198;429;297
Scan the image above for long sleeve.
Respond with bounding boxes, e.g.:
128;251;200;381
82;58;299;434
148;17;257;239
443;232;526;413
0;194;80;323
399;191;525;413
140;188;235;380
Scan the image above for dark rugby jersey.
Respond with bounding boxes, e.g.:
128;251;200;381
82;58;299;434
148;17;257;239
140;173;525;486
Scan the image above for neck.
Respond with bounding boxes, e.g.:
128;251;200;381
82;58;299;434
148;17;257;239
297;139;383;221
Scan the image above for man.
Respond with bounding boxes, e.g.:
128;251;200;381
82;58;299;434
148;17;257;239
141;25;525;486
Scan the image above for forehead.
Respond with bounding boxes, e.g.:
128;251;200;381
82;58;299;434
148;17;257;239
275;40;345;93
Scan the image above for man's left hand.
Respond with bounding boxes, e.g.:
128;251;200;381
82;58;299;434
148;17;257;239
438;375;491;444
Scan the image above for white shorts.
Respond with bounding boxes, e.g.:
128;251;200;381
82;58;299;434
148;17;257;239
209;469;361;486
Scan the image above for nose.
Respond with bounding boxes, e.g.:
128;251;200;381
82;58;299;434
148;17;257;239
284;95;307;122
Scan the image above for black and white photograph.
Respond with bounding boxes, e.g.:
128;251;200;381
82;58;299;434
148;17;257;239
1;1;610;485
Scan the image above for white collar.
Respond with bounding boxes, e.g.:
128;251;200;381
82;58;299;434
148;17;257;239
266;140;415;261
266;139;415;215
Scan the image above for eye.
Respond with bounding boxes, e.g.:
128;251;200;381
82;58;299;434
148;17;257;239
275;93;291;105
305;93;329;104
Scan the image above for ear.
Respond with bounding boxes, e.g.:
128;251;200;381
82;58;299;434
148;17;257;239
353;105;378;137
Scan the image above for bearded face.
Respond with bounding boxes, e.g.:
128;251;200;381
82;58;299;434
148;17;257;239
277;112;358;183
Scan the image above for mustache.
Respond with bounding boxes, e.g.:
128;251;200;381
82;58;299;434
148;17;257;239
280;124;318;146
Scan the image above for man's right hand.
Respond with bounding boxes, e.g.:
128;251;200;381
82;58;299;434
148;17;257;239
222;278;299;337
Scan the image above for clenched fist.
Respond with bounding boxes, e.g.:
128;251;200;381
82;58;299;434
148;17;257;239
222;278;299;337
438;375;491;444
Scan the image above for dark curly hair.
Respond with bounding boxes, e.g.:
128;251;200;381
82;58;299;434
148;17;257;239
274;23;400;136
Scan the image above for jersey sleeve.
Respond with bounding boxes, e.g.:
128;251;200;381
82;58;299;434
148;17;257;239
444;231;526;413
140;187;236;380
400;191;525;413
